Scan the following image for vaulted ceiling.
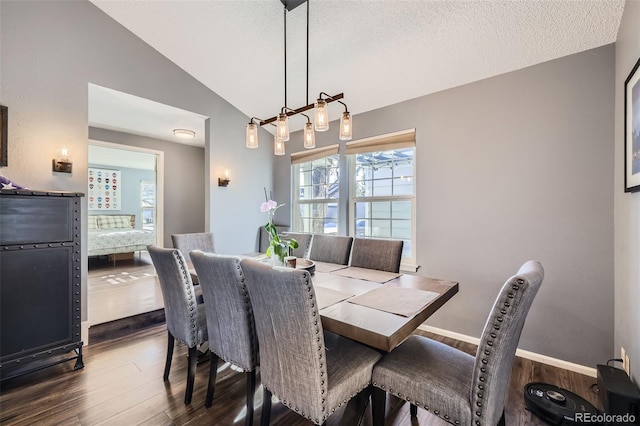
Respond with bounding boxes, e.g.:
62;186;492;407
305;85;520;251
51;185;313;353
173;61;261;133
89;0;625;138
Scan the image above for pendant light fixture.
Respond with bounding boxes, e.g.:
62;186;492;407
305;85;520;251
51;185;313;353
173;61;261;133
244;0;353;154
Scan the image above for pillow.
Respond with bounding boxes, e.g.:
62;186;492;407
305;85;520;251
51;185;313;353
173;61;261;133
88;215;98;230
97;215;132;229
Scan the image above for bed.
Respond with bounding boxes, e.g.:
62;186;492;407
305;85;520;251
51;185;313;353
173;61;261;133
88;214;155;257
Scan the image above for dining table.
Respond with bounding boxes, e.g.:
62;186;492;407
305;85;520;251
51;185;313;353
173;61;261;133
188;255;459;425
308;262;459;352
191;255;459;353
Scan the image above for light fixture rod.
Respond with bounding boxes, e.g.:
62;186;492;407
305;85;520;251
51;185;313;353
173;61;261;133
306;0;309;106
259;92;344;126
284;5;288;109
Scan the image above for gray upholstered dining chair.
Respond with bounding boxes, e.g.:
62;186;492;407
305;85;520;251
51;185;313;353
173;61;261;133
241;259;382;426
350;237;404;273
307;234;354;265
171;232;216;262
372;260;544;426
190;251;259;426
280;231;313;259
148;245;208;405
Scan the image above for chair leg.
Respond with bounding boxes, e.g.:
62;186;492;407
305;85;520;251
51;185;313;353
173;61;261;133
261;387;272;426
205;353;219;408
245;370;257;426
410;403;417;417
163;332;175;381
372;387;386;426
497;410;506;426
185;346;198;404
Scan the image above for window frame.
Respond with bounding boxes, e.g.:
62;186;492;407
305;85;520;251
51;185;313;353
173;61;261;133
346;130;417;270
291;147;341;235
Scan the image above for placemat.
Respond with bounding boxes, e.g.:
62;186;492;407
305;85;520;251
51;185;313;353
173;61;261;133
348;286;439;317
314;261;349;273
331;266;401;283
315;286;354;310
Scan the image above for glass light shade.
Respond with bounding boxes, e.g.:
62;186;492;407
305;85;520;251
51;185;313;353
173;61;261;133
314;99;329;131
59;147;71;162
274;136;285;156
276;113;290;141
245;122;259;149
304;122;315;149
339;111;352;141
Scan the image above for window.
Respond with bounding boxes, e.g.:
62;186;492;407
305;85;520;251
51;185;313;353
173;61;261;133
140;180;156;231
292;145;340;234
347;129;416;266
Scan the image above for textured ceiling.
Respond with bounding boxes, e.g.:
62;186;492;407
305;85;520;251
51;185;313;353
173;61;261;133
89;0;625;134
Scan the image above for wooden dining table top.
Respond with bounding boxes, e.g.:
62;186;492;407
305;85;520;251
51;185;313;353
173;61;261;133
311;267;458;352
189;257;458;353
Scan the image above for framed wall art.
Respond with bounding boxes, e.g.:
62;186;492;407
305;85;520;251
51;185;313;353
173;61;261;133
88;167;122;210
624;56;640;192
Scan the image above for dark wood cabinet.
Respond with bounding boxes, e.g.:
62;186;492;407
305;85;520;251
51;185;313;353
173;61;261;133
0;190;84;380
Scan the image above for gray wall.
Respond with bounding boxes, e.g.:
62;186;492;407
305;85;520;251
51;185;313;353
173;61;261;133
614;0;640;383
0;0;275;322
89;128;206;246
276;45;615;367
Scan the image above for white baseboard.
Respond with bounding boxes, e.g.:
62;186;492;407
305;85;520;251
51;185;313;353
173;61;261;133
82;321;90;346
418;324;597;378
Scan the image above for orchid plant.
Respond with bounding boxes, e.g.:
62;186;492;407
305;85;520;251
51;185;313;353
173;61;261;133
261;189;298;263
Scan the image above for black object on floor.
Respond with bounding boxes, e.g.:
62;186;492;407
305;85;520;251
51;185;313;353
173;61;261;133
524;382;599;425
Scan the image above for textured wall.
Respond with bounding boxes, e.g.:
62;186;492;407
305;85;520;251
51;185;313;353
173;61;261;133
276;45;615;368
0;0;274;321
614;0;640;383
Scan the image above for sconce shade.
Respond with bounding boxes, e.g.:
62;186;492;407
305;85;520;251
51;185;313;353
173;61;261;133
218;170;231;187
339;111;352;141
246;122;259;149
276;113;290;141
274;136;285;156
53;147;73;173
314;99;329;132
304;122;316;149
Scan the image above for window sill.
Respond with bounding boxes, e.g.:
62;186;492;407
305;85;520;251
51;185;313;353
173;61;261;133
400;262;420;273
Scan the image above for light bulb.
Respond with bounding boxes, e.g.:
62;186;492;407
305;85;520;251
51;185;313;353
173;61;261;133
276;113;290;141
339;111;352;141
274;135;285;156
246;122;259;149
304;122;316;149
314;99;329;132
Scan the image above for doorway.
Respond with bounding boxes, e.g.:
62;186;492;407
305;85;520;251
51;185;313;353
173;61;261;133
87;141;165;326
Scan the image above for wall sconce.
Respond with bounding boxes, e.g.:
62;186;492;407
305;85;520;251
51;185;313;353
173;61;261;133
52;147;72;173
218;170;230;187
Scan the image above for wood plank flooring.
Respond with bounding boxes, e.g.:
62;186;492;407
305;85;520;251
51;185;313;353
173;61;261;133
61;256;601;425
1;323;599;426
88;252;164;326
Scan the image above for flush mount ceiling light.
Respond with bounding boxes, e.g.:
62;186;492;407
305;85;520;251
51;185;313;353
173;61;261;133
245;0;352;154
173;129;196;139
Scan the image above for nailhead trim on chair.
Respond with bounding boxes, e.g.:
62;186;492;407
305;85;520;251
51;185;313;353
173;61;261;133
261;269;373;425
470;277;525;426
174;250;201;346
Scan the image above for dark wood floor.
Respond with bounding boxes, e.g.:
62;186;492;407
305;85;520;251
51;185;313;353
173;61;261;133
0;322;599;426
57;255;601;425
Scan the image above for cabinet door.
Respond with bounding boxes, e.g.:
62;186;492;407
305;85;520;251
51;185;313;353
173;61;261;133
0;196;74;245
0;247;73;361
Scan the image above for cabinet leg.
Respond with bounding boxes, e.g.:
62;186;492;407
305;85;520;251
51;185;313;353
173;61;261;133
74;345;84;370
